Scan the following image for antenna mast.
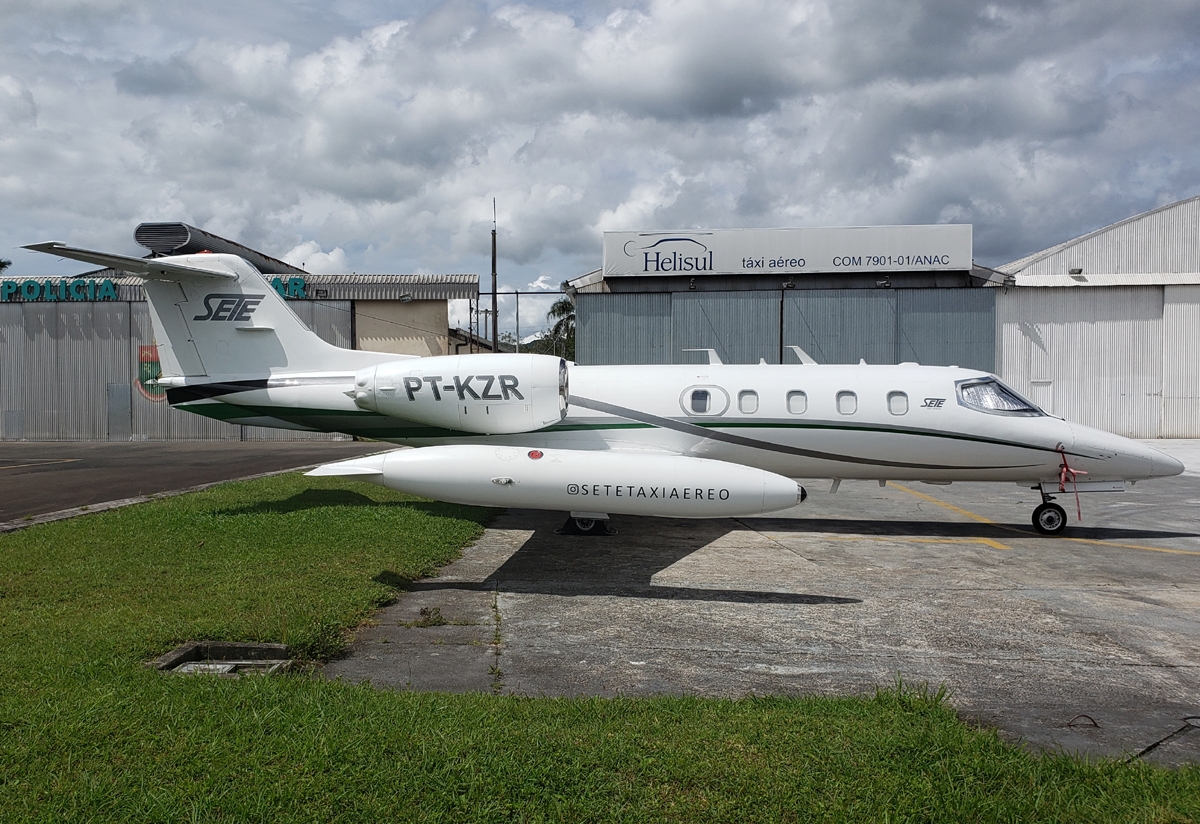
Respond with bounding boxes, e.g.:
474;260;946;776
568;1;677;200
491;199;498;352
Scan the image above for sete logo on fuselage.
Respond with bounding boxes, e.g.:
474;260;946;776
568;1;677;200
193;293;265;322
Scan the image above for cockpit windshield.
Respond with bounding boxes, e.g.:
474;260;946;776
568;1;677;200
955;378;1044;417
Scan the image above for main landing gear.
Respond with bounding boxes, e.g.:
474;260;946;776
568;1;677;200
1032;494;1068;536
556;515;617;536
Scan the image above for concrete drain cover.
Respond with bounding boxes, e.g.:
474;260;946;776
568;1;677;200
149;641;293;676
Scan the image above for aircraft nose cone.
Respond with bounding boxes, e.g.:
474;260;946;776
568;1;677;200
1149;446;1186;478
1067;423;1167;481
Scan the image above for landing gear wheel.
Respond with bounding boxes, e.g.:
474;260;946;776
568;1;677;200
1032;502;1067;535
555;516;616;536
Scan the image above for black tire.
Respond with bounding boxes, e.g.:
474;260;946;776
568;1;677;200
555;516;616;536
1032;502;1067;535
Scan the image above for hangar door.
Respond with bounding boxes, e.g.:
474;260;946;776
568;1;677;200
575;292;671;364
575;288;994;369
783;289;994;370
671;292;782;365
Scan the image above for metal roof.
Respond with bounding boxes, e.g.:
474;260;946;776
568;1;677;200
1009;272;1200;288
300;274;478;301
1001;196;1200;282
6;273;479;302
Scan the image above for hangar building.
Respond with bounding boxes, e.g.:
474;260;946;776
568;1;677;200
0;223;477;441
571;198;1200;437
996;197;1200;438
570;224;1004;372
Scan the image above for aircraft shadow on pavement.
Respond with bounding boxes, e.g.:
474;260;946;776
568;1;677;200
215;489;489;521
410;516;862;606
746;517;1200;542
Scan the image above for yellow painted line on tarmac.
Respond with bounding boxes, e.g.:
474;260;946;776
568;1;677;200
0;459;80;471
819;534;1010;551
1061;537;1200;557
892;482;1200;557
892;483;997;524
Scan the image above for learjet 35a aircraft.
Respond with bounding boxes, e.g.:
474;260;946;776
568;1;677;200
27;242;1185;535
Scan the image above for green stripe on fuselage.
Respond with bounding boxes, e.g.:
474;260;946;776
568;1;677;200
173;399;1045;454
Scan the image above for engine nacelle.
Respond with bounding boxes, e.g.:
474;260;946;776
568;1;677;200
352;353;568;434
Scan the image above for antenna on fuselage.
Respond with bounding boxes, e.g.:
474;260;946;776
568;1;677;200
785;345;818;365
682;348;723;365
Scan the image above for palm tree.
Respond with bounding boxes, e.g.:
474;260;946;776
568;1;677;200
546;289;575;361
0;258;10;275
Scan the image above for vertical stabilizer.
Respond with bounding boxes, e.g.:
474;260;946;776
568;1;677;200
23;243;407;378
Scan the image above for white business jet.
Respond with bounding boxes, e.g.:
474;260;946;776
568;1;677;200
27;242;1184;535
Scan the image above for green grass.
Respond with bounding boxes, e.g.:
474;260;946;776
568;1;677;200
1;473;1198;822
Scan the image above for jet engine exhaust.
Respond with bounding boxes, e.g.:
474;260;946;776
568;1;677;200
307;445;806;518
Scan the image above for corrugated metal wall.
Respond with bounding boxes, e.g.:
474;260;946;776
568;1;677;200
784;291;897;365
576;293;671;364
1;299;353;441
289;300;354;349
995;287;1167;437
578;289;994;369
897;289;995;370
673;292;782;364
1162;285;1200;437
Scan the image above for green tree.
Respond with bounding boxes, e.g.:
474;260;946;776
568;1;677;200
0;258;10;275
546;289;575;361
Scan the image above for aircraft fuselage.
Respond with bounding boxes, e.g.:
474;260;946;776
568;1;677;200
168;361;1182;487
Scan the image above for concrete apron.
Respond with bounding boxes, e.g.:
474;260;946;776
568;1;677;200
325;472;1200;768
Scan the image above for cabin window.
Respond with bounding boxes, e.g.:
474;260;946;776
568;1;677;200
738;390;759;414
786;390;807;414
887;391;908;415
956;378;1044;417
836;390;857;415
680;385;729;417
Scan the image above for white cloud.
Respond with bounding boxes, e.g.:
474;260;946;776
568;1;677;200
0;0;1197;295
283;240;349;274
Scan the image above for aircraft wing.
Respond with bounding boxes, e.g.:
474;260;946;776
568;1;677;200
23;242;238;280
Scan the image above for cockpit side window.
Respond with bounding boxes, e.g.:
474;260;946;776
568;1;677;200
955;378;1044;417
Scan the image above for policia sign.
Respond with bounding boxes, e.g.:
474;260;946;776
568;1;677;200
1;276;307;303
1;278;119;302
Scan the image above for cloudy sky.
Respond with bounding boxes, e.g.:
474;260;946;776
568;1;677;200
3;0;1199;315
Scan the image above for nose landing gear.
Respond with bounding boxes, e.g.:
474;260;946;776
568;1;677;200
1032;495;1068;535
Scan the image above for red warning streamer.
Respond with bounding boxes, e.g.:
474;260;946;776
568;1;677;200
1056;446;1088;521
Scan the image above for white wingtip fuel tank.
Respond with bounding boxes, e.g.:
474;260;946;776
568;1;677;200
307;446;807;518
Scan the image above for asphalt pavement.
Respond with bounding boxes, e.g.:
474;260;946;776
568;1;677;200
0;440;387;523
326;440;1200;766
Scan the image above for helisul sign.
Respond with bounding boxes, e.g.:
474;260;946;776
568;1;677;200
602;225;972;277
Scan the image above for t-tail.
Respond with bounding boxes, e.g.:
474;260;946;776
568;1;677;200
23;242;409;431
24;242;401;380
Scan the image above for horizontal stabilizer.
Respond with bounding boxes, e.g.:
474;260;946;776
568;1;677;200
23;242;237;280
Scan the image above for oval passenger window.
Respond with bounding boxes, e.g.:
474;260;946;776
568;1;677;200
738;390;759;414
836;390;857;415
786;390;807;415
691;390;710;414
887;391;908;415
